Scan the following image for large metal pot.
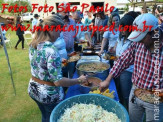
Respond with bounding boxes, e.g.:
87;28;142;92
76;61;110;80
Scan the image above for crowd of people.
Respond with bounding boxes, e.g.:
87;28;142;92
1;1;161;122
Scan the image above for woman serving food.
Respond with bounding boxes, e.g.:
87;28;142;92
28;15;88;122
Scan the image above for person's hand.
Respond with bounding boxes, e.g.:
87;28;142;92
99;80;110;92
109;47;116;53
62;58;67;62
62;58;68;67
78;75;88;84
155;8;159;15
68;51;76;57
98;50;103;56
79;40;85;43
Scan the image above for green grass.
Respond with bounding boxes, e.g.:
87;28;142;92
0;22;41;122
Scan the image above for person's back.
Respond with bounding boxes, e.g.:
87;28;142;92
32;14;39;31
0;29;6;45
53;36;68;60
15;16;25;49
29;41;64;103
100;13;163;122
0;30;6;40
62;18;76;51
29;41;62;82
16;21;24;35
28;14;88;122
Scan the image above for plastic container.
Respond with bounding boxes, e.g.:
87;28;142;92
50;94;129;122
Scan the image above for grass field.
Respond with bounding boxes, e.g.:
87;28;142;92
0;22;41;122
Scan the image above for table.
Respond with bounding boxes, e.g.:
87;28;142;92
65;71;119;101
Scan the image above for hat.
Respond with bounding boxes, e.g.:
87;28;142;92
128;13;158;42
34;14;39;18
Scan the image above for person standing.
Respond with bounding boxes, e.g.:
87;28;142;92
0;23;7;46
32;14;39;33
100;13;163;122
15;16;25;50
84;12;93;27
98;13;120;56
73;11;93;48
95;12;107;43
56;2;76;78
114;12;138;111
155;8;163;31
28;15;88;122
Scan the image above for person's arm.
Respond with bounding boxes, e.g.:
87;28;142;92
113;41;118;53
99;73;113;92
100;42;137;92
54;76;86;87
155;9;163;23
85;32;93;47
99;31;109;55
99;38;107;55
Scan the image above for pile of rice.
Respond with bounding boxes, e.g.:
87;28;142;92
58;103;121;122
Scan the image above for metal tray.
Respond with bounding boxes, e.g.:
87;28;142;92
80;56;100;61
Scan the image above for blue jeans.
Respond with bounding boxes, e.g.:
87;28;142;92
67;61;75;78
115;71;132;111
33;99;57;122
62;66;68;94
66;48;75;78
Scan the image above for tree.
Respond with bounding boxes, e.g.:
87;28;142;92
0;0;4;11
124;4;129;12
9;1;32;14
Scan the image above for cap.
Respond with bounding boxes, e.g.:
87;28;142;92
128;13;158;42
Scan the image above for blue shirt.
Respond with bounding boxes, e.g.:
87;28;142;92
116;38;134;73
76;23;86;41
103;30;119;50
32;18;38;30
54;34;68;59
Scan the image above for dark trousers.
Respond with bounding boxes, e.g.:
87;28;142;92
33;99;57;122
15;35;24;48
62;66;68;94
114;71;132;111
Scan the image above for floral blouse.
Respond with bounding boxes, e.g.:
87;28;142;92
28;41;64;104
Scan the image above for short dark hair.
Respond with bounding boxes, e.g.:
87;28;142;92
136;12;141;15
34;14;39;18
119;12;138;41
16;16;21;22
125;11;138;19
52;12;55;15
